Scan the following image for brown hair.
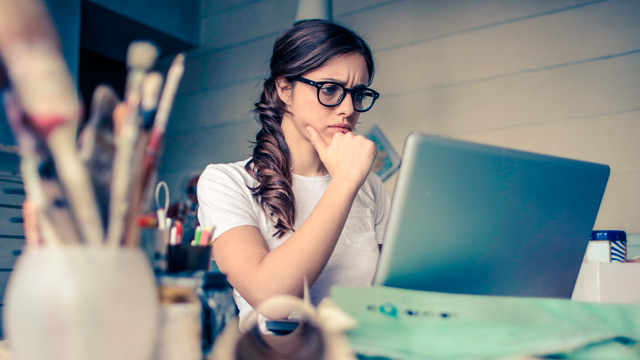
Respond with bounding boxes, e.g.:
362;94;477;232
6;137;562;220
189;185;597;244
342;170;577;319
245;20;375;237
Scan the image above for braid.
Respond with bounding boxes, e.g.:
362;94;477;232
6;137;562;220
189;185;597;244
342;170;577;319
245;79;295;238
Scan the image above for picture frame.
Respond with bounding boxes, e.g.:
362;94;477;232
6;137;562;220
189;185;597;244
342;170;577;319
364;125;401;181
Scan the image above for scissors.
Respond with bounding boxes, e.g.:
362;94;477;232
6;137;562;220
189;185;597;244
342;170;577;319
155;181;169;230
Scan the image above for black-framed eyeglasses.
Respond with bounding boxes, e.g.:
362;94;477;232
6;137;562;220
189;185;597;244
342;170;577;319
295;76;379;112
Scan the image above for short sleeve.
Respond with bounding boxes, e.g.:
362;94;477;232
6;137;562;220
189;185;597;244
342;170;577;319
197;163;260;241
370;174;391;245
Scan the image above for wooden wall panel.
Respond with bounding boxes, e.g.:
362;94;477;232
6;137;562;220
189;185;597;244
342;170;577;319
159;0;640;234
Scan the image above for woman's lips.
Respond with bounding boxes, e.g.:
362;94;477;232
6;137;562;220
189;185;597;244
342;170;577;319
328;124;352;134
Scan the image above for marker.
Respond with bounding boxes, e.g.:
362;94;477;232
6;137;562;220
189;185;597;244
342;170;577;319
200;226;212;246
169;226;177;246
173;220;183;245
193;225;202;246
136;214;158;228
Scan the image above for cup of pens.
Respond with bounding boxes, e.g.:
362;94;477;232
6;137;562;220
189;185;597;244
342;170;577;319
167;225;213;273
0;4;187;358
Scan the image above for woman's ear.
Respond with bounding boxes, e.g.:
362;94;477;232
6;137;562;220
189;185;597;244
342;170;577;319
275;77;293;106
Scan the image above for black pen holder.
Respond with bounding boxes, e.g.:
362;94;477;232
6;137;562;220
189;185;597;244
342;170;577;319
167;244;212;273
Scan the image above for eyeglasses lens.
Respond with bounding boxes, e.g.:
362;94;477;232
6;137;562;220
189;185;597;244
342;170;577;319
353;90;374;111
319;84;343;105
318;83;374;111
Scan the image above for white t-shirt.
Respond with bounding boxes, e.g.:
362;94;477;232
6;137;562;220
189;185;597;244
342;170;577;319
197;159;390;330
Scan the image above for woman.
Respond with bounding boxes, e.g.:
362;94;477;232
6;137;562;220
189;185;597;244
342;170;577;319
197;20;390;332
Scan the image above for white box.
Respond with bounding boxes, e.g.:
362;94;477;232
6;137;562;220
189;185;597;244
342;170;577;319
572;262;640;303
585;240;615;262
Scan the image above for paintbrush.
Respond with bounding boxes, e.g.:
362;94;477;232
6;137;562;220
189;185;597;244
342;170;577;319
122;72;163;247
3;90;59;246
150;54;185;140
77;85;120;232
106;41;158;247
141;72;163;131
78;85;120;162
3;90;81;246
0;0;104;245
124;41;158;102
38;157;83;245
139;53;185;214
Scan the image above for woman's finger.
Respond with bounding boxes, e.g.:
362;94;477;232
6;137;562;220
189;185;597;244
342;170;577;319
306;126;328;157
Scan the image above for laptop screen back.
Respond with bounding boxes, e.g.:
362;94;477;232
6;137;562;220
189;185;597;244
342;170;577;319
373;133;610;298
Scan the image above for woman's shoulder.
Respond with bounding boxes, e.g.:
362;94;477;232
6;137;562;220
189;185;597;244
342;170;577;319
353;172;388;206
364;171;386;194
200;158;255;187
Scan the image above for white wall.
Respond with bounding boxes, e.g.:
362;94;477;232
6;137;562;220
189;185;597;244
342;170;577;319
159;0;640;243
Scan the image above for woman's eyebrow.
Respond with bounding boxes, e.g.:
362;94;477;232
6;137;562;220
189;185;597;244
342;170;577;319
319;77;368;88
318;77;346;85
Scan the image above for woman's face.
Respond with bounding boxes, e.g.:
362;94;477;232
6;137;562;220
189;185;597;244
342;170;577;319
279;52;370;146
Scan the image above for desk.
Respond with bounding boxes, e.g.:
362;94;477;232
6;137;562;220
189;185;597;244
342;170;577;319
572;261;640;303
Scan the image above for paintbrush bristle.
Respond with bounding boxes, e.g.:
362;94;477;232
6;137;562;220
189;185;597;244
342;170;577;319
90;85;119;112
172;53;185;66
126;41;158;70
152;52;185;133
141;72;163;111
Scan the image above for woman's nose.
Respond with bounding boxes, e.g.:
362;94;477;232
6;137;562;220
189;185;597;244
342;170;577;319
335;92;355;116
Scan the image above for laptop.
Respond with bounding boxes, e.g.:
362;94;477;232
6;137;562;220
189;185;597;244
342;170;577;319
373;133;610;299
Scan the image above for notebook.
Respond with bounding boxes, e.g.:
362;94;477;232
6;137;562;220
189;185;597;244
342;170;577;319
373;133;610;298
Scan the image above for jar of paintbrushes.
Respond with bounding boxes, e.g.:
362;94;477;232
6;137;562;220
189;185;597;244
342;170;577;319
0;1;186;358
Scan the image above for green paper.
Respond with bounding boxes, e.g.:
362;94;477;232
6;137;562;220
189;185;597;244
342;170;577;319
331;286;640;359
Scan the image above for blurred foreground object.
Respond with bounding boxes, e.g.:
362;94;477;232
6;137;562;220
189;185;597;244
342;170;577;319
0;0;103;246
0;0;185;359
0;0;184;248
332;286;640;359
5;247;158;360
210;280;356;360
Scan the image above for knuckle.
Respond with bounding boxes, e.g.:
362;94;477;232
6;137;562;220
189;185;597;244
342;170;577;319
365;139;376;150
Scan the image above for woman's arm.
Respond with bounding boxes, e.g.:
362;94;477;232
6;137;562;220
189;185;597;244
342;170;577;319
212;179;358;305
211;128;376;309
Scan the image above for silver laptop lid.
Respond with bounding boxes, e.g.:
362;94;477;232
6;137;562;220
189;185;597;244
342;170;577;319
374;133;610;298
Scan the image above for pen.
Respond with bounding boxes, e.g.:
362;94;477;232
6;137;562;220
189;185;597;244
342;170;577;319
200;226;212;246
169;226;177;246
193;226;202;246
136;214;158;228
173;220;183;245
164;217;174;248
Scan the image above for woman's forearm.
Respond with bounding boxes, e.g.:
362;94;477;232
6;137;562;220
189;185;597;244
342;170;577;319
215;178;360;308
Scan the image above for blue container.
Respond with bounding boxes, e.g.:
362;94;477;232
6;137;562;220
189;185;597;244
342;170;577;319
590;230;627;262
